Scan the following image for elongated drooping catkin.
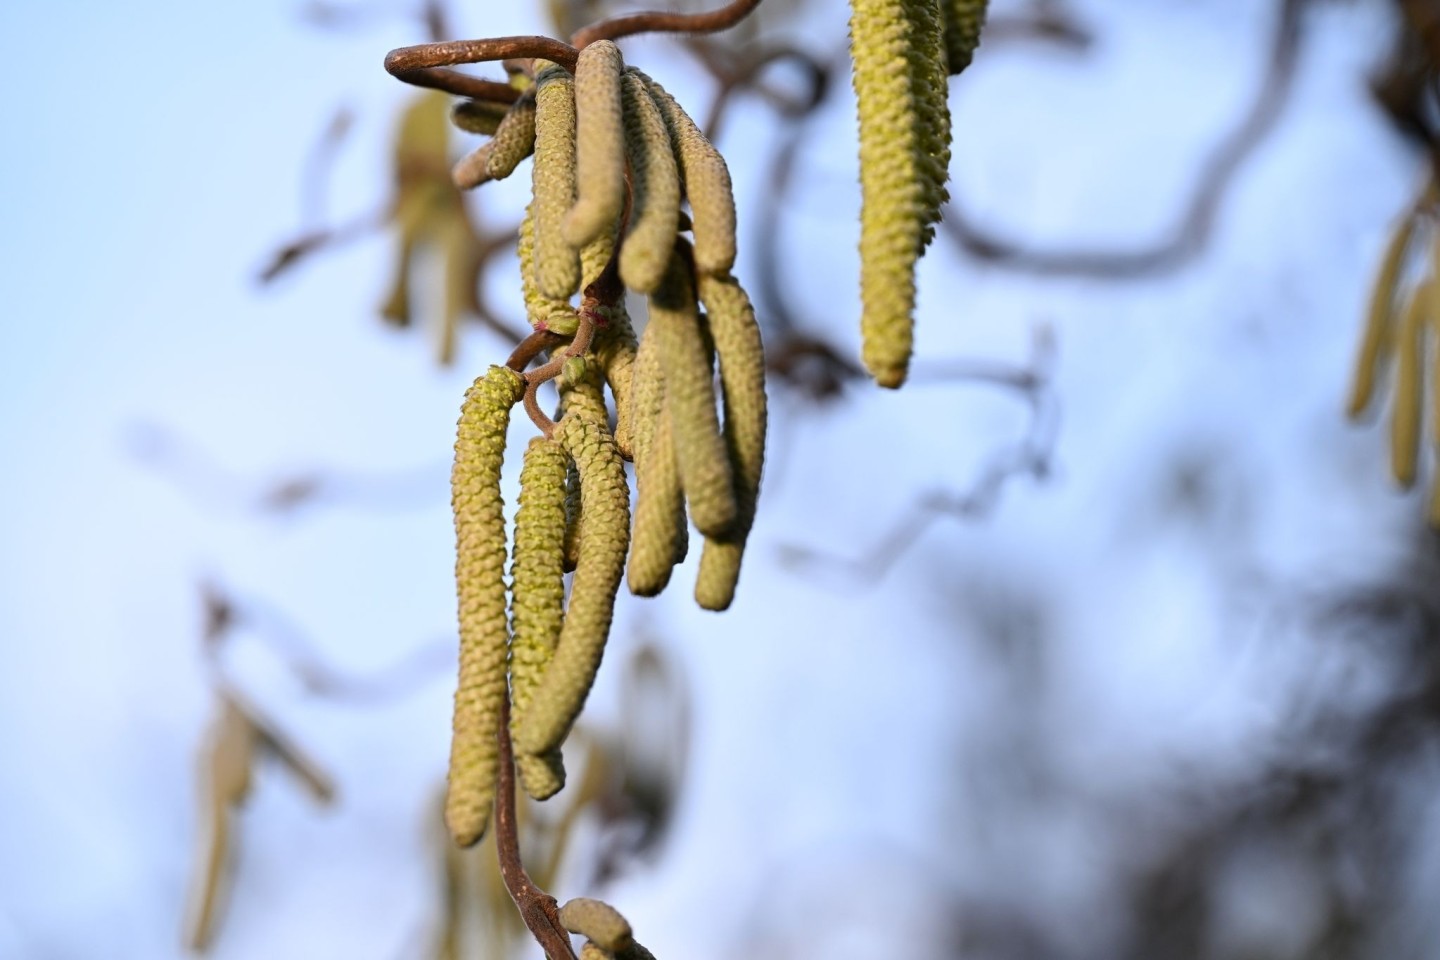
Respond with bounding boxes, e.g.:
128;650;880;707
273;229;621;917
533;60;582;299
520;202;580;334
695;272;767;610
1390;281;1430;488
559;358;611;572
594;303;640;458
447;365;524;846
619;72;682;294
628;321;688;596
639;73;737;276
942;0;989;74
908;0;951;249
851;0;927;388
565;41;627;249
509;436;571;800
453;92;536;189
651;249;736;537
1348;211;1417;418
515;413;630;757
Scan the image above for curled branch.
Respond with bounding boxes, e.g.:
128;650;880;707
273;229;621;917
572;0;763;49
386;36;581;87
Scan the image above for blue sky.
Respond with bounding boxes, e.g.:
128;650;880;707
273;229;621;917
1;1;1431;957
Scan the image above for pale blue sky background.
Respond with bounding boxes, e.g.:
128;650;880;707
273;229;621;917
1;1;1432;957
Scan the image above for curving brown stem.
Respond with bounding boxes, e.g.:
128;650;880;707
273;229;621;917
571;0;763;49
942;0;1302;278
495;693;578;960
385;36;580;86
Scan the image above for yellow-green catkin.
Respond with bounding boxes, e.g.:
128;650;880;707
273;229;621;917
1390;281;1430;488
559;898;634;953
651;250;736;537
520;202;580;335
639;73;737;277
510;436;571;801
908;0;951;249
451;98;510;136
595;303;640;458
694;273;767;610
627;318;688;596
619;71;682;294
533;61;582;300
514;414;630;757
438;215;481;366
452;92;537;189
1348;211;1418;418
564;41;627;250
580;943;616;960
383;93;455;328
942;0;988;74
851;0;927;389
559;358;612;572
447;365;524;847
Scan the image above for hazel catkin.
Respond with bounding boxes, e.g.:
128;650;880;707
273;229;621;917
619;71;682;294
942;0;989;75
452;92;536;190
650;248;736;537
559;898;634;953
1348;210;1417;419
850;0;929;389
509;435;571;800
514;413;631;758
532;60;582;300
694;272;767;611
447;365;524;847
565;40;628;250
638;72;737;277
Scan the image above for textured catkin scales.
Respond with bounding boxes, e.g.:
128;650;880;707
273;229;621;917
851;0;928;389
594;303;640;458
533;61;582;300
650;251;736;537
619;72;682;293
565;41;628;249
1349;212;1416;418
907;0;951;249
451;98;510;136
447;365;524;847
695;273;767;610
519;202;579;334
942;0;989;74
515;414;631;757
452;92;536;189
509;436;571;801
638;73;738;277
628;321;689;596
559;360;612;572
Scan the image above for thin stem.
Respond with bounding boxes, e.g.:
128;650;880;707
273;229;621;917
572;0;763;49
495;693;577;960
385;36;580;82
387;66;522;103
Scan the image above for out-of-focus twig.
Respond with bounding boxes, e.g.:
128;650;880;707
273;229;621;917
778;325;1059;585
942;0;1303;278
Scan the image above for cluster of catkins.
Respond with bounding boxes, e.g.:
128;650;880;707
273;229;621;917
849;0;987;387
440;39;767;848
1349;179;1440;526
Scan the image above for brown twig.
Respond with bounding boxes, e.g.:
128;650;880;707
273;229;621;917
779;326;1060;585
386;36;581;83
571;0;763;49
495;693;578;960
942;0;1303;278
